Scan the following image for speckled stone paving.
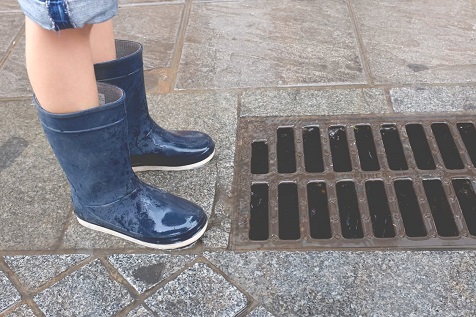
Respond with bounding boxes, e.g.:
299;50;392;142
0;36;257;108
108;254;197;293
0;270;20;312
33;260;133;316
4;254;89;290
145;262;248;316
1;1;476;316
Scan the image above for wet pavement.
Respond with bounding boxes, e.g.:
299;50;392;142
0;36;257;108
1;0;476;316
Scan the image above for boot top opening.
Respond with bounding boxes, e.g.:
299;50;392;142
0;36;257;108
98;82;124;104
115;40;141;59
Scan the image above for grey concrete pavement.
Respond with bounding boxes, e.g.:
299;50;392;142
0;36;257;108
1;0;476;316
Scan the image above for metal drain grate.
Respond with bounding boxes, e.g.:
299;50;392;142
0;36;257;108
231;114;476;250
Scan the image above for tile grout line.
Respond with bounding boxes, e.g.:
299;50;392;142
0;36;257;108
383;87;396;113
168;0;192;91
236;90;243;119
196;255;259;316
19;299;45;317
155;81;476;97
208;156;221;228
18;256;96;298
0;257;45;316
0;96;32;103
0;22;24;70
0;10;23;14
99;257;140;297
0;257;29;302
97;257;144;317
119;1;184;8
114;256;201;317
225;90;244;251
140;303;159;317
235;301;262;317
0;247;202;257
346;0;375;87
0;300;45;317
52;205;75;251
20;256;96;317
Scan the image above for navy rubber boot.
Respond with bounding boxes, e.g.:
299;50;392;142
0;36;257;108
36;83;208;249
94;40;215;172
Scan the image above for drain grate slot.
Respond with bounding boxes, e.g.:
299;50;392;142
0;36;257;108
452;179;476;236
381;124;408;171
233;114;476;250
277;128;296;173
366;180;396;238
336;181;363;239
431;123;464;170
303;126;324;173
406;124;436;170
249;183;269;241
307;182;331;239
394;179;427;238
251;142;269;174
329;126;352;172
355;125;380;171
423;179;458;237
457;123;476;167
278;183;300;240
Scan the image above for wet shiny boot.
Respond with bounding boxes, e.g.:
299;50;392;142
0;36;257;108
94;40;215;172
35;83;208;249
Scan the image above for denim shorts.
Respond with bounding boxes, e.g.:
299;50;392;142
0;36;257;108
17;0;118;31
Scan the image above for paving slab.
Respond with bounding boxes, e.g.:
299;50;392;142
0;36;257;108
205;251;476;316
247;306;275;317
352;0;476;84
4;254;89;290
108;254;196;293
0;100;70;250
34;259;133;316
0;270;20;313
115;4;183;69
241;88;389;117
390;86;476;113
177;0;365;90
127;305;155;317
145;262;248;316
4;304;35;317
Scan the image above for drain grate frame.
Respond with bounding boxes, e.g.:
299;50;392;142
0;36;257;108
231;113;476;251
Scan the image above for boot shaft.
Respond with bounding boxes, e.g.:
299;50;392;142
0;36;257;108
94;40;153;147
36;83;136;205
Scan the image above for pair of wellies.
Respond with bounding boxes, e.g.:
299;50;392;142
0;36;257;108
36;40;214;249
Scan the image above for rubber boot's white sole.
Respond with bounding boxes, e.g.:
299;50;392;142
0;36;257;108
77;217;208;250
132;150;215;172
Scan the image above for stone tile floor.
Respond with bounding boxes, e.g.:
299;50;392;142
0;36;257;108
1;0;476;316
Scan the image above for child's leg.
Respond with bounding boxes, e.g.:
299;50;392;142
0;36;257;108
90;20;116;64
25;17;99;114
20;2;209;248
